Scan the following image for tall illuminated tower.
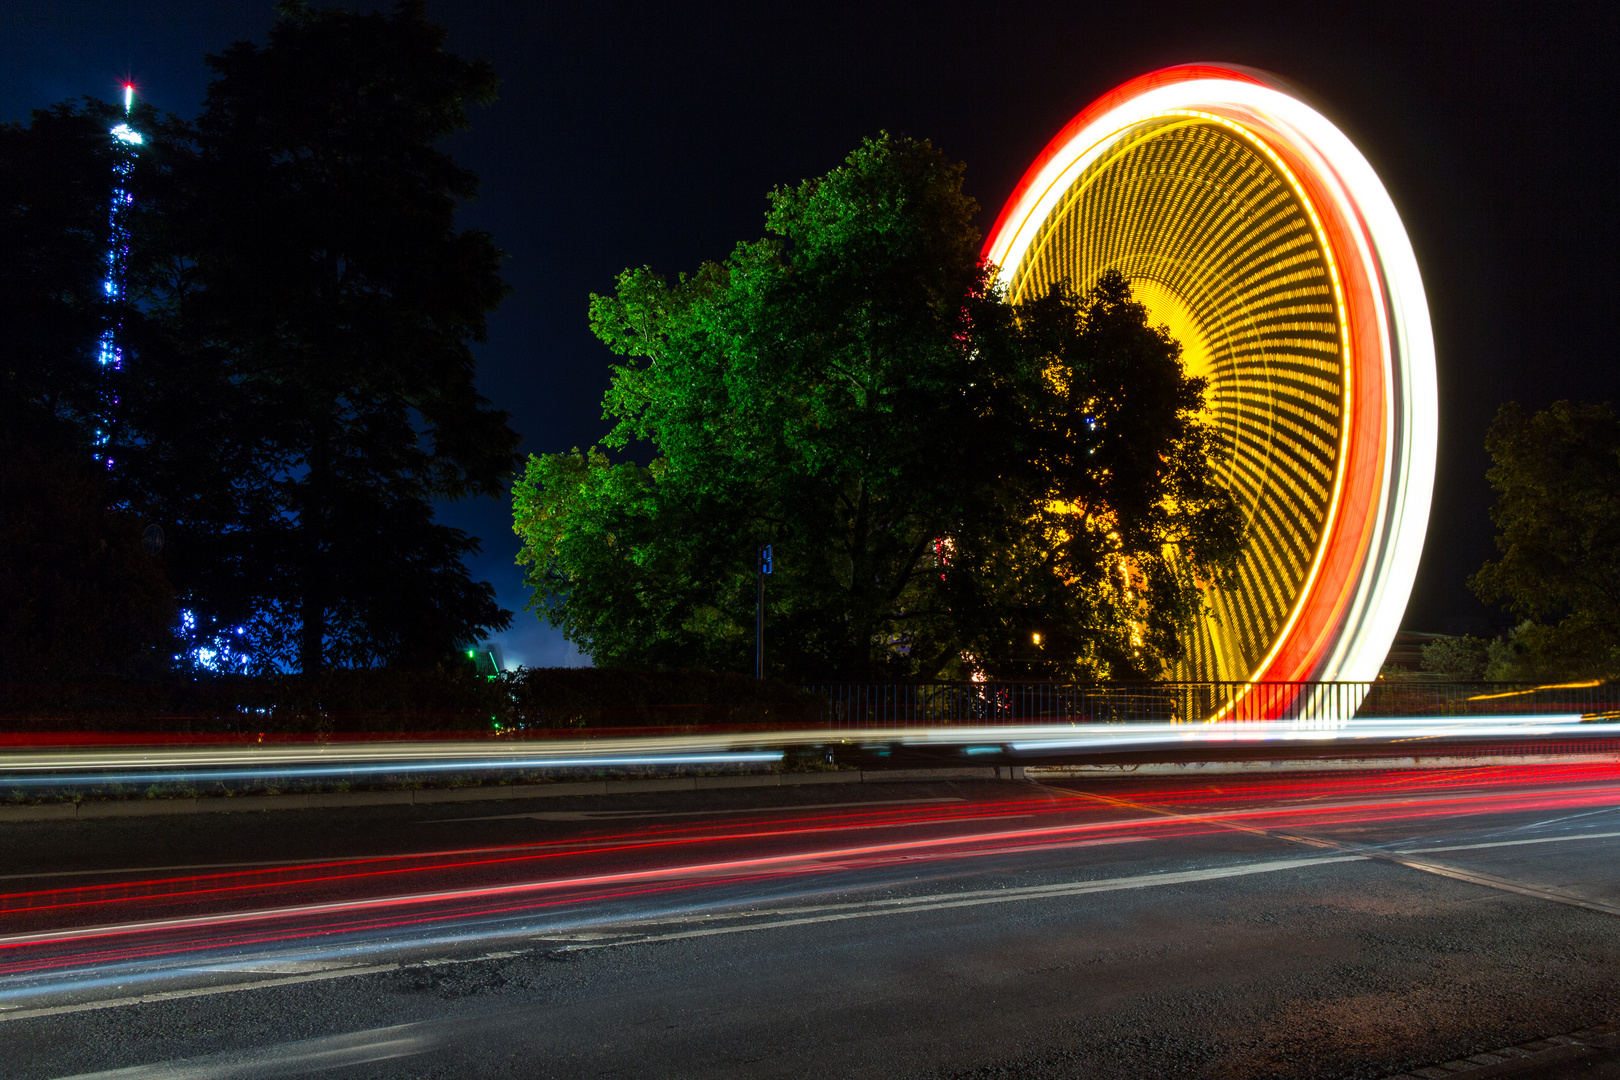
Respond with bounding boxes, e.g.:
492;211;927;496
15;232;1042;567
95;82;142;465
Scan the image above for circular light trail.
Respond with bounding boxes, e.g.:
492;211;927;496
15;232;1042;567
984;64;1436;698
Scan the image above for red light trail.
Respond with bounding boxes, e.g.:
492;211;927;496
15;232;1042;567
2;762;1617;987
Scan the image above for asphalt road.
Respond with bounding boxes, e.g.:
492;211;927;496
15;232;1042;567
3;765;1620;1079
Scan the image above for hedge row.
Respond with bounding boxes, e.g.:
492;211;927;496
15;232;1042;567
0;666;827;734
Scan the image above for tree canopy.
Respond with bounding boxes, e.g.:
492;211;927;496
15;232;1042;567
2;1;519;675
1470;400;1620;679
515;134;1241;680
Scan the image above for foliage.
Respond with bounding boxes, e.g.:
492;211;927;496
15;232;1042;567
0;100;123;442
1418;635;1489;679
953;274;1243;677
501;668;824;729
1470;401;1620;679
0;102;180;683
0;2;521;673
515;134;1241;680
0;665;820;734
0;426;176;683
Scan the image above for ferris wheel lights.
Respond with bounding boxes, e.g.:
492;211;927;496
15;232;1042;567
985;65;1436;706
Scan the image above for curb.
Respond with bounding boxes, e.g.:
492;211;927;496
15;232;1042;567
0;766;1022;822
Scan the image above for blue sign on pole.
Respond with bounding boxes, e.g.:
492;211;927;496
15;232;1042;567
761;545;773;575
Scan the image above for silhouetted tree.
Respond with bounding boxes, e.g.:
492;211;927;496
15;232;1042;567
4;3;519;675
1471;400;1620;679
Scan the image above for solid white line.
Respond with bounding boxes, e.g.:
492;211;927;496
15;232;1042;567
43;1021;434;1078
1400;830;1620;854
553;856;1367;951
0;854;1362;1024
1039;780;1620;919
1519;806;1620;830
0;962;402;1024
1379;853;1620;917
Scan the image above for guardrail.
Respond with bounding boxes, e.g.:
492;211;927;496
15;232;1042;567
804;680;1616;729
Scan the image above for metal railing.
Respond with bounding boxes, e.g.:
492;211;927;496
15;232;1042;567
804;680;1616;730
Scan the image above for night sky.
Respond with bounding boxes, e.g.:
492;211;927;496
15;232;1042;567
6;1;1619;667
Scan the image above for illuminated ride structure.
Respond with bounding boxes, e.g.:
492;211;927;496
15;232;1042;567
984;65;1436;704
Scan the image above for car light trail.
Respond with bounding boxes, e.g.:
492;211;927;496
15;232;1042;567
0;751;783;788
1;719;1614;789
3;762;1617;968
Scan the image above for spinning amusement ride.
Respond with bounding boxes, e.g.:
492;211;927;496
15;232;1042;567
984;65;1436;690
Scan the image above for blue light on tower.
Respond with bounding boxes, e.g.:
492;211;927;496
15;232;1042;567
95;83;141;466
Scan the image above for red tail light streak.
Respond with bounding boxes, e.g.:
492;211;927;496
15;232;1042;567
3;762;1618;985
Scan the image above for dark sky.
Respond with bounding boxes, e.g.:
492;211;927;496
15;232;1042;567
6;1;1618;665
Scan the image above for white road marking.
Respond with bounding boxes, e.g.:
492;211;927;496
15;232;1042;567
0;855;1362;1024
0;963;402;1024
1517;806;1620;831
0;949;533;1025
44;1020;435;1078
1400;830;1620;854
549;856;1367;952
1377;853;1620;917
1041;783;1620;919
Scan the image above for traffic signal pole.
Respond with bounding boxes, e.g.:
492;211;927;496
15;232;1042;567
756;545;772;678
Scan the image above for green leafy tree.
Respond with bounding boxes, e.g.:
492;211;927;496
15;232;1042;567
118;1;520;671
516;135;1240;680
1470;400;1620;679
1418;635;1489;679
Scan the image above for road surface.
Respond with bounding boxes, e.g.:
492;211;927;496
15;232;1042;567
3;764;1620;1078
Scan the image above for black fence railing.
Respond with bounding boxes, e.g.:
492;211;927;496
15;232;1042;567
804;680;1617;729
